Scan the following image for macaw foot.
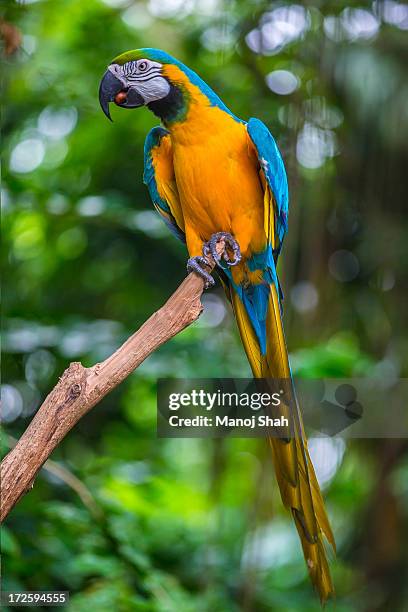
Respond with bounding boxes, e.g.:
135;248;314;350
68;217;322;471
203;232;242;268
186;256;215;288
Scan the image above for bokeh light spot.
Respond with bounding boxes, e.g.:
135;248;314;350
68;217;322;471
56;227;88;259
246;5;310;55
148;0;194;19
130;210;168;238
382;1;408;29
121;5;153;29
46;194;70;215
296;123;337;169
308;437;345;488
22;35;37;55
341;8;380;41
11;211;45;260
25;349;57;387
10;139;45;174
1;385;24;423
77;196;105;217
198;294;226;328
101;0;128;7
290;281;319;313
266;70;299;95
38;107;77;140
328;250;360;282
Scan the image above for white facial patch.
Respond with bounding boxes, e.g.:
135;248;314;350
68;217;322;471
111;59;171;104
131;75;170;104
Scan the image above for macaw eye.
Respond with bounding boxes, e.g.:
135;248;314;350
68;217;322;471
138;61;148;72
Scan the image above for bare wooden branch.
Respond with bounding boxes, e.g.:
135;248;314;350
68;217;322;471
1;270;209;522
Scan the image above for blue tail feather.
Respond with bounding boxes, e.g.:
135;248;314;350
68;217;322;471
223;245;281;356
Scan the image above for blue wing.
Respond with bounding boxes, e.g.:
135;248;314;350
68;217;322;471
143;127;185;243
230;118;289;352
247;118;289;255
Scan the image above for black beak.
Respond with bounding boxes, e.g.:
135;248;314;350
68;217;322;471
99;69;145;121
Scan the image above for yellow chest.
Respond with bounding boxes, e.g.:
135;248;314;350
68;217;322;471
170;106;266;254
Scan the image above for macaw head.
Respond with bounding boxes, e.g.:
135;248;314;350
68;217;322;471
99;48;229;124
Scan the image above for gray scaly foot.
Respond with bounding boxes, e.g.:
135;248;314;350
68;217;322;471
186;256;215;288
203;232;242;268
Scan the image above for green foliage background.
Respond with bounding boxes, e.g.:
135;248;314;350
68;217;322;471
1;0;408;610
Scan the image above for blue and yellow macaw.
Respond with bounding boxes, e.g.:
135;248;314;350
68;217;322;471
99;49;335;601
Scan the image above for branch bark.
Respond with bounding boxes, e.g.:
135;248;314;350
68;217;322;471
1;270;209;522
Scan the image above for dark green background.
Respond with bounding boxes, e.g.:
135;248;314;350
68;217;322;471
2;1;408;610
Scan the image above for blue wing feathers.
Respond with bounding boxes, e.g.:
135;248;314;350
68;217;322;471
235;118;289;355
247;117;289;246
143;126;168;214
143;127;185;242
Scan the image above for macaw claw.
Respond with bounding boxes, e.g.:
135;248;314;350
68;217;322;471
186;256;215;288
203;232;242;268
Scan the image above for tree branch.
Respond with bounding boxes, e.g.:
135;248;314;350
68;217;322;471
1;270;209;522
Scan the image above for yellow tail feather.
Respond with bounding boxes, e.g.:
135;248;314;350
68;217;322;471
229;283;335;603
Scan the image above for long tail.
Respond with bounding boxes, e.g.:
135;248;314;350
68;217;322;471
228;280;335;603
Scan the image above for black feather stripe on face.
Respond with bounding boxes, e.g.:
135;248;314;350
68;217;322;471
122;60;161;81
126;73;163;84
147;83;186;124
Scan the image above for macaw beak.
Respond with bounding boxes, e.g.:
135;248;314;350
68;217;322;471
99;68;145;121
